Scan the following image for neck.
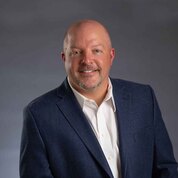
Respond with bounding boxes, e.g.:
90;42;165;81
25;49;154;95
68;77;109;106
81;85;108;106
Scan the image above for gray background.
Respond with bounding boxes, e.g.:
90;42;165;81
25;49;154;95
0;0;178;177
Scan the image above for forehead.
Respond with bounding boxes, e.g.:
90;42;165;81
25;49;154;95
65;22;110;48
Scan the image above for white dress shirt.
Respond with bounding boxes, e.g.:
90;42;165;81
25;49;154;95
68;78;121;178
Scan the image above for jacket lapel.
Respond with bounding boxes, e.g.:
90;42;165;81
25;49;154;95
56;80;113;178
112;79;132;178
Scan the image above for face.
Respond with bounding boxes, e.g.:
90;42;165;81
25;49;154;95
61;21;115;94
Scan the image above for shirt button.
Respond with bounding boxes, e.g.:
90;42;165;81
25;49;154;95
108;156;111;161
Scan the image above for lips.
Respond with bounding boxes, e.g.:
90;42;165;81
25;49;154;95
78;68;100;78
79;69;99;73
78;65;100;74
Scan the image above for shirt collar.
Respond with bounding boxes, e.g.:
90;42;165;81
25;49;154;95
68;77;116;112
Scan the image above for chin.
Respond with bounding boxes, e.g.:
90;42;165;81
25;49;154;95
78;81;102;91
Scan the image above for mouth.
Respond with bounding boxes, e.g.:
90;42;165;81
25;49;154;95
79;69;99;73
78;69;100;77
78;64;101;77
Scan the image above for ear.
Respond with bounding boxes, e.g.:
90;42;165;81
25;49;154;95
110;48;115;64
61;52;65;62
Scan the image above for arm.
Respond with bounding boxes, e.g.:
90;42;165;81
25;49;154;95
20;106;54;178
151;87;178;177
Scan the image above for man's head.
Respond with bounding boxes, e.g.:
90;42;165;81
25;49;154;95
61;19;115;95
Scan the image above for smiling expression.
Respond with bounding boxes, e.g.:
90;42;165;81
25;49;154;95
61;20;115;95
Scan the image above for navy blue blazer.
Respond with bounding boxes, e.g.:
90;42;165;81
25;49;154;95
20;78;178;178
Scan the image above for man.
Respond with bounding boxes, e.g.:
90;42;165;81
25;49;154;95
20;19;178;178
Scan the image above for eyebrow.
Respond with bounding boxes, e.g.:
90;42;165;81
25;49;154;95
91;44;105;48
69;44;105;50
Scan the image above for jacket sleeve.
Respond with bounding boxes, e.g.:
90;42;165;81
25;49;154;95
150;87;178;177
20;106;54;178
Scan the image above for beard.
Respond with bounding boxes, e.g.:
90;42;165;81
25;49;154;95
69;69;103;92
77;77;102;91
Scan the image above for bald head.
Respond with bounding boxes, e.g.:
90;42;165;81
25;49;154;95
61;19;115;101
63;19;112;51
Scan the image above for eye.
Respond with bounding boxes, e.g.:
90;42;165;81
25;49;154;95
70;49;82;57
93;49;103;55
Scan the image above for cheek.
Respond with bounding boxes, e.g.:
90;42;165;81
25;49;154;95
65;58;79;73
64;58;72;73
99;56;112;69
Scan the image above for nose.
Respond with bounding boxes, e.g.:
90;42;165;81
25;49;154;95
81;50;93;64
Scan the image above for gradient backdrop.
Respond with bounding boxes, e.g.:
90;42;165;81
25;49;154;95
1;0;178;177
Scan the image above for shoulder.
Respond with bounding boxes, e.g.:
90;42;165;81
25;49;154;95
24;79;73;114
24;87;59;113
111;78;152;90
111;78;155;99
25;79;70;110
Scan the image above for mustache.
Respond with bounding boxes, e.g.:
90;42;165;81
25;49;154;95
78;64;101;72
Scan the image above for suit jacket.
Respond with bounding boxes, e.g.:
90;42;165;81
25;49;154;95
20;78;178;178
